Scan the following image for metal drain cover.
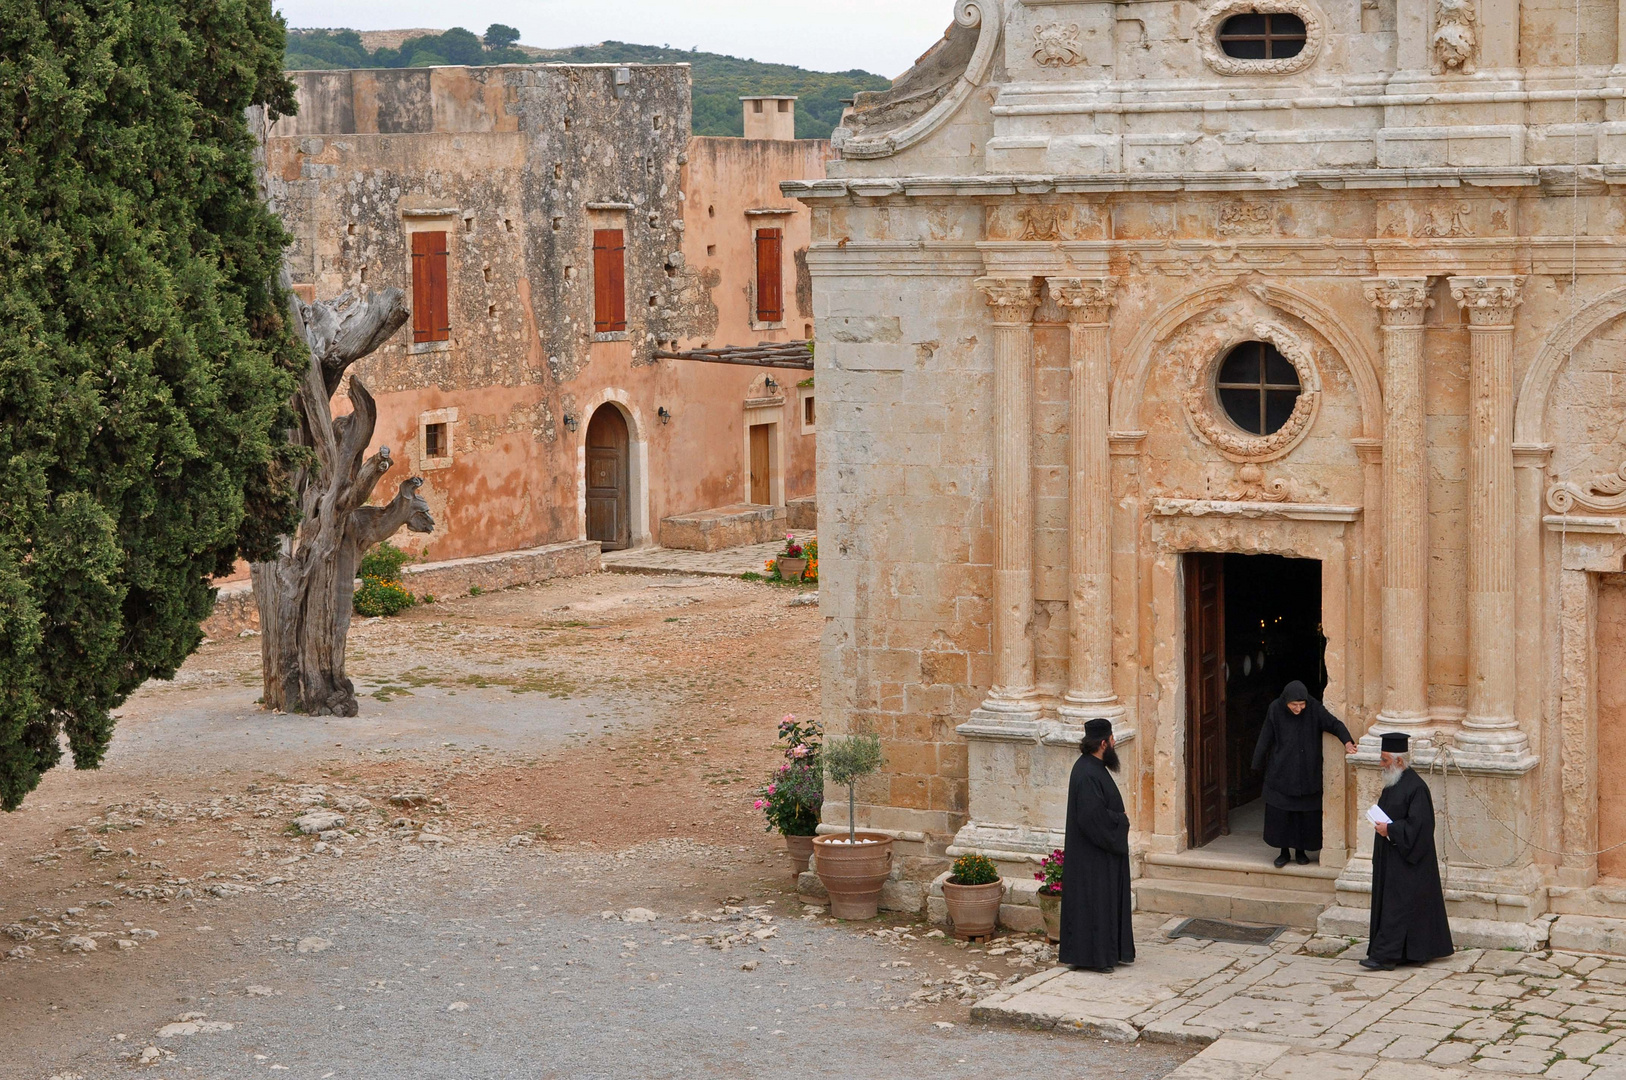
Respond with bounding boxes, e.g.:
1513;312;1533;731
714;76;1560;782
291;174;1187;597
1168;917;1285;946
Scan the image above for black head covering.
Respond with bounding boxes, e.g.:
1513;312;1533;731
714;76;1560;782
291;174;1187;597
1083;717;1114;741
1280;680;1311;705
1380;731;1409;753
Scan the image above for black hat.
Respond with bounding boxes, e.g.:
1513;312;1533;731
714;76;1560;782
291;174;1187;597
1083;718;1114;741
1380;732;1409;753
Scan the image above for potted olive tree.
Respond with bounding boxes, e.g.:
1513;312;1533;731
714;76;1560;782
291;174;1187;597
942;853;1005;940
1034;849;1063;943
812;733;891;919
754;715;824;876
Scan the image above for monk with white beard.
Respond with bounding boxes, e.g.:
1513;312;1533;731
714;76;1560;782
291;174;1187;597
1362;731;1454;970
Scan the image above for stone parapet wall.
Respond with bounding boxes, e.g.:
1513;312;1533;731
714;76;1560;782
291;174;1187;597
659;503;786;552
201;540;601;639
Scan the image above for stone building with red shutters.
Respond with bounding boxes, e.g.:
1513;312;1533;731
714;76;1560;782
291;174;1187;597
255;63;830;569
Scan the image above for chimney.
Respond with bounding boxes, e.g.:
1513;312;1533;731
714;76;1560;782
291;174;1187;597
741;96;797;141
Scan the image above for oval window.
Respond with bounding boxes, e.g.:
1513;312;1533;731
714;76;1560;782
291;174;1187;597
1217;12;1308;60
1215;341;1302;435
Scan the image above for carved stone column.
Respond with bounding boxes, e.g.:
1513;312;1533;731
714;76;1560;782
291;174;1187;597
1363;278;1432;726
975;277;1041;716
1451;275;1525;749
1051;276;1123;726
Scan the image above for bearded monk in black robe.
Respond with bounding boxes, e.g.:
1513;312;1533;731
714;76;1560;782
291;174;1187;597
1059;717;1134;972
1362;731;1454;970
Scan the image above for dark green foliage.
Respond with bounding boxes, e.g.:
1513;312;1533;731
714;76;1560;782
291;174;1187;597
357;540;413;583
283;31;892;139
0;0;301;809
483;24;521;51
950;853;1000;887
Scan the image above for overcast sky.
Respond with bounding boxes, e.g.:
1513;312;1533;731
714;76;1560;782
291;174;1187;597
271;0;954;77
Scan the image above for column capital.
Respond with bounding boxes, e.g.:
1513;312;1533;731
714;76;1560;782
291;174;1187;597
1363;277;1433;326
1351;436;1384;465
1449;275;1525;326
975;276;1040;323
1512;442;1554;469
1048;276;1118;324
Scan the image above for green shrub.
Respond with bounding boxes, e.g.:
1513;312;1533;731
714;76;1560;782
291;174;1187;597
951;853;1000;887
353;576;415;617
359;541;413;583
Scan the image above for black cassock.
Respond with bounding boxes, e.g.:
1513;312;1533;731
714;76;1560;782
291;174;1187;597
1252;683;1355;852
1369;767;1454;964
1059;753;1135;969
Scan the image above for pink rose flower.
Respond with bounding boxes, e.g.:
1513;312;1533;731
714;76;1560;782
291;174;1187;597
766;784;776;795
753;799;765;809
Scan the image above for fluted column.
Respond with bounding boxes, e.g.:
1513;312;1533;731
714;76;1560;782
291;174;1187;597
1451;275;1525;747
1050;276;1124;724
1364;278;1433;726
976;277;1041;714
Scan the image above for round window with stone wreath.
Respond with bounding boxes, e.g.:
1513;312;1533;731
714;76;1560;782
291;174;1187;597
1198;0;1325;75
1181;322;1321;463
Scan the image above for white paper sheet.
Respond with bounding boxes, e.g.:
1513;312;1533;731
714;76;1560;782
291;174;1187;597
1366;804;1392;826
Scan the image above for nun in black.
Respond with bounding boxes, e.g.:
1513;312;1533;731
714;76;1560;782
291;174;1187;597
1251;680;1357;867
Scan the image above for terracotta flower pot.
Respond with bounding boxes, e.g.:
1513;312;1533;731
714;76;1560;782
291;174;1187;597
942;878;1005;940
777;557;807;582
783;833;815;877
812;832;893;919
1037;889;1062;944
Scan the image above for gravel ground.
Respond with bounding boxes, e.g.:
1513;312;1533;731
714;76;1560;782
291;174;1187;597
1;573;1191;1080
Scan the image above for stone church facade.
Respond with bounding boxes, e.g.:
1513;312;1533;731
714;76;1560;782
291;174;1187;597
790;0;1626;940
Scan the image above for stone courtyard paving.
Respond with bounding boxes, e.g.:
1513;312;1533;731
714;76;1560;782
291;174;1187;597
600;531;815;577
976;913;1626;1078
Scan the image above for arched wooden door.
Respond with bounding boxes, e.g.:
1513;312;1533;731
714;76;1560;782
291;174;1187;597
585;406;630;550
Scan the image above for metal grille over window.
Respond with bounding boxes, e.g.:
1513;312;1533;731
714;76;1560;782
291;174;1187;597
1216;341;1302;435
1217;12;1308;59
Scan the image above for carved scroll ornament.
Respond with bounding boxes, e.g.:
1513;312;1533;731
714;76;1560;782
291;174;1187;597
1548;464;1626;514
1182;320;1323;463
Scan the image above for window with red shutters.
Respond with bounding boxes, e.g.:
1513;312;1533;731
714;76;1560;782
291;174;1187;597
592;229;626;333
410;231;450;343
755;228;783;324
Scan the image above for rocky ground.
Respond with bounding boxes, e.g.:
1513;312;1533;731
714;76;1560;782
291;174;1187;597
0;572;1191;1079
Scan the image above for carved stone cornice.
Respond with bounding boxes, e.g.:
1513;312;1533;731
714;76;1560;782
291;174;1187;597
1108;430;1148;456
1363;277;1433;327
975;276;1040;324
1351;437;1384;465
1449;275;1524;326
1048;276;1118;324
1549;462;1626;514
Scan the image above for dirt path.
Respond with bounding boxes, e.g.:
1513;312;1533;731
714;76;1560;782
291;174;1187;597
0;572;1189;1079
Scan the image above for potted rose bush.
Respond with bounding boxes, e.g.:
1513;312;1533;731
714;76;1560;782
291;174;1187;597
942;853;1005;940
754;715;824;875
773;534;807;582
812;733;891;919
1035;849;1062;943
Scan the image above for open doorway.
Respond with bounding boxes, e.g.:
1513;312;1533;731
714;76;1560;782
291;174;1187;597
1185;553;1326;849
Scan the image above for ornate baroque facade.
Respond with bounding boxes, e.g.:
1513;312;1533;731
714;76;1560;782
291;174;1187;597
788;0;1626;938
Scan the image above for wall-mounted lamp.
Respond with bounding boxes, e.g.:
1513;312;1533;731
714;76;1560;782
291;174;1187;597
657;406;671;425
764;376;779;392
563;414;578;433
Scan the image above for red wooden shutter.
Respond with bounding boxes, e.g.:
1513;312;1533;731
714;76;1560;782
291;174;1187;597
756;228;783;323
593;229;626;332
411;231;450;343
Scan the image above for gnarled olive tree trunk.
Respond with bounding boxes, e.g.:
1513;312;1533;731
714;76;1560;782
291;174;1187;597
251;286;433;716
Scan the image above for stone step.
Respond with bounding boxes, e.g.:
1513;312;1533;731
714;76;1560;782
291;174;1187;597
1141;852;1340;897
1133;877;1332;929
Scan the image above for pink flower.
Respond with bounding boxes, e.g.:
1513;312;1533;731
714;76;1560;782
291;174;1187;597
753;799;765;809
791;745;809;758
766;784;776;795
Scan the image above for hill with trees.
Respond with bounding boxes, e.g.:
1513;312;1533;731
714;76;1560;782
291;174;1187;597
284;28;892;139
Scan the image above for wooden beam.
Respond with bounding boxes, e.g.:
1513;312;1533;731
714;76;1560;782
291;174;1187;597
653;339;814;371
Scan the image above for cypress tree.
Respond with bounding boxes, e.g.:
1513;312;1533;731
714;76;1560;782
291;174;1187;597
0;0;301;809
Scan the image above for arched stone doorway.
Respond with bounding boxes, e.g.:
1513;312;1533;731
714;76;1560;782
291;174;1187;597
585;404;631;550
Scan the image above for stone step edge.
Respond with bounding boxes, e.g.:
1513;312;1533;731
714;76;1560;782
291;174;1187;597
1143;851;1341;881
1140;863;1339;897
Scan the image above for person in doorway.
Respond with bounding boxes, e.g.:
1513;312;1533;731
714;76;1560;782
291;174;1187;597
1059;717;1135;973
1363;731;1454;970
1252;680;1358;867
